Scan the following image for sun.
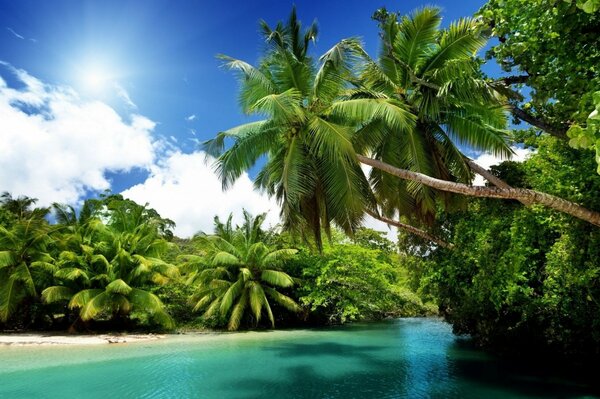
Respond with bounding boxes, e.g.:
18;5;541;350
80;67;112;93
75;59;117;94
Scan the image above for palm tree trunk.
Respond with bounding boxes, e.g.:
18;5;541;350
358;155;600;227
365;210;453;249
464;157;532;206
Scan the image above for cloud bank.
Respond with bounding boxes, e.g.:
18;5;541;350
0;63;157;205
121;152;280;237
0;63;534;241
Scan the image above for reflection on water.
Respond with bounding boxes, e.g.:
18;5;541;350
0;318;598;398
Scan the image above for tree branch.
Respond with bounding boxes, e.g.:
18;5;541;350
358;155;600;227
464;157;532;205
511;106;568;139
366;209;453;249
496;75;530;85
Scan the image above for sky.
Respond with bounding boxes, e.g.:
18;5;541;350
0;0;521;237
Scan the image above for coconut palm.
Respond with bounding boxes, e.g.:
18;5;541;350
186;212;300;331
0;216;55;322
337;7;511;222
207;7;600;240
1;192;49;221
349;8;600;227
204;8;377;249
42;202;177;329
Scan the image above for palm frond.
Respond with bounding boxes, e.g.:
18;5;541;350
248;281;267;322
421;17;486;75
261;248;298;267
0;251;15;268
105;279;133;295
331;98;416;133
394;7;442;80
264;286;301;312
227;290;248;331
0;277;25;322
219;278;243;315
80;291;110;320
212;251;241;266
41;286;74;304
68;289;104;309
261;269;294;287
249;88;305;123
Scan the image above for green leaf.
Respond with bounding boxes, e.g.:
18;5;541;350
106;279;133;295
261;270;295;287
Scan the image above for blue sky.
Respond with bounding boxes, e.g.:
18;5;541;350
1;0;503;236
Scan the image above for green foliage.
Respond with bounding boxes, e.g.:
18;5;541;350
206;9;376;249
568;0;600;13
426;136;600;357
351;227;396;253
42;199;177;330
297;242;434;324
0;199;55;324
567;91;600;173
186;212;301;330
359;7;510;223
478;0;600;137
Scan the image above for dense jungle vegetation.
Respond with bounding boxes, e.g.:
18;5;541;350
2;0;599;362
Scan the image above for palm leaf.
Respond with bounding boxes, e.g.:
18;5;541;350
248;281;267;322
331;98;416;133
261;248;298;267
0;276;24;322
227;290;248;331
80;291;110;320
261;269;294;288
0;251;15;268
68;289;104;309
212;251;240;266
219;277;243;315
264;286;301;312
105;279;133;295
421;17;486;75
42;286;74;304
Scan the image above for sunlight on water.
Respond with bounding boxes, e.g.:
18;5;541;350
0;319;598;398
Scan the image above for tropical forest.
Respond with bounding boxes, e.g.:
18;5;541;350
1;0;599;397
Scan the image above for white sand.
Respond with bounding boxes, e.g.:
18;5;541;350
0;333;165;346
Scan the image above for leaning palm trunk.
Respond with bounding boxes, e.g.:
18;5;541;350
464;157;532;206
365;209;453;249
358;155;600;227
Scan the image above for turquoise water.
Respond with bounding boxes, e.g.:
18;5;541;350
0;318;598;398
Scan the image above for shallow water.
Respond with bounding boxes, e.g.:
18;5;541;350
0;318;597;398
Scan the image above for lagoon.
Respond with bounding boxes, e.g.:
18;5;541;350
0;318;597;398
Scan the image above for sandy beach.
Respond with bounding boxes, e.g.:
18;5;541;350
0;333;165;346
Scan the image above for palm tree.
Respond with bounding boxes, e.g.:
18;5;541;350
204;8;376;249
42;201;177;329
1;192;49;221
0;216;55;322
337;7;510;223
351;7;600;227
185;212;300;331
207;7;600;241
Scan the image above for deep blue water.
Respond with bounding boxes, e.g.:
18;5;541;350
0;318;598;398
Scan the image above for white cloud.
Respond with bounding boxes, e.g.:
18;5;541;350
362;215;398;242
472;147;533;186
186;114;196;121
6;27;24;40
114;83;137;108
121;151;280;237
0;63;157;206
6;27;36;43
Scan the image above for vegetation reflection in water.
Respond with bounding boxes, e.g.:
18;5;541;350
1;318;598;399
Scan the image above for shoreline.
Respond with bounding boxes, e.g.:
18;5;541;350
0;333;166;346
